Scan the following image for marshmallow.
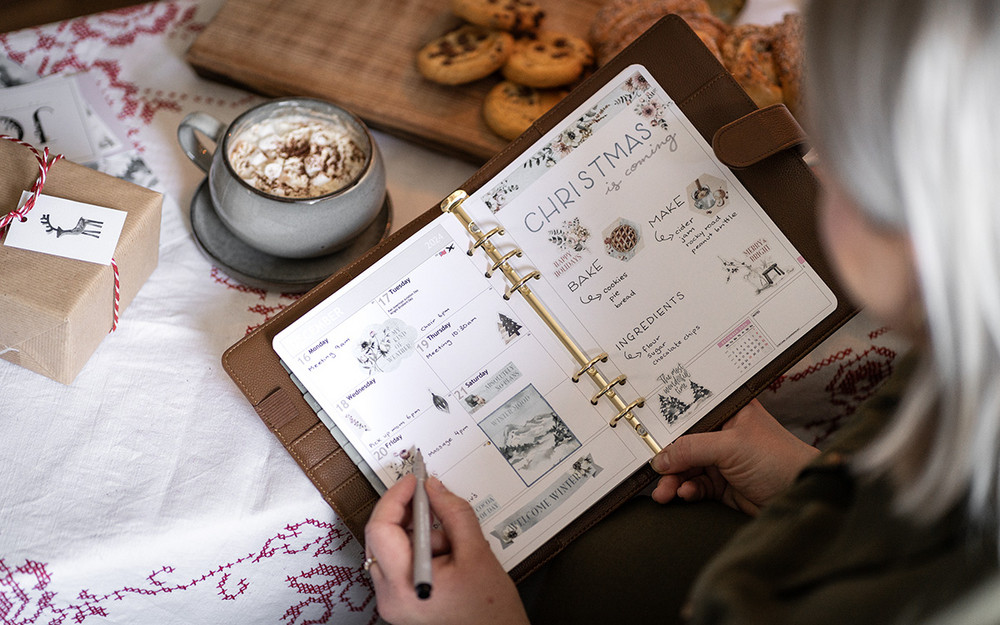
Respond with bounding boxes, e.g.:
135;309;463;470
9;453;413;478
227;114;366;198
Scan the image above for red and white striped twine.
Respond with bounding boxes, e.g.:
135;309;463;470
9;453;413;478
0;134;63;231
110;258;121;332
2;135;121;333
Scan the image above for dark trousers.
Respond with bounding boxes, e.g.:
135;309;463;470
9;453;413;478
517;497;749;624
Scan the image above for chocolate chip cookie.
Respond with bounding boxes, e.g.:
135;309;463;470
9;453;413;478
417;24;515;85
450;0;546;34
482;80;567;140
502;31;593;88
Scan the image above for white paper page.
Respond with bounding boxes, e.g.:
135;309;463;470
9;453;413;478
462;64;838;447
274;216;650;571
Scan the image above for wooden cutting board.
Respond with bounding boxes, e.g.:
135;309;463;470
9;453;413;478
186;0;604;163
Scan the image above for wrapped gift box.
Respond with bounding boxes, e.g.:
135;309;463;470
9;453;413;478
0;140;162;384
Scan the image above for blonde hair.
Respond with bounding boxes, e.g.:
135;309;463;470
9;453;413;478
805;0;1000;531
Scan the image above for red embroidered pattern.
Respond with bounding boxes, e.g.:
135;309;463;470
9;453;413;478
0;2;257;136
762;337;899;446
208;268;304;333
0;519;377;625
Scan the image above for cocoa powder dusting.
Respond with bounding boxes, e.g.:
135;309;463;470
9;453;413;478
228;116;367;199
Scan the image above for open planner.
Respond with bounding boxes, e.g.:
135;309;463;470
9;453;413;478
223;15;854;582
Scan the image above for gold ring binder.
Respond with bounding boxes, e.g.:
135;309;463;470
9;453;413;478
609;398;646;428
442;187;661;454
440;189;468;214
503;270;540;300
572;353;609;383
470;227;505;256
590;374;627;405
487;249;523;278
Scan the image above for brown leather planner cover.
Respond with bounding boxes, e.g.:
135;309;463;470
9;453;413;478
222;15;854;583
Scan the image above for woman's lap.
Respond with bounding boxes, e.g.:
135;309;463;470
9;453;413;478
517;497;749;624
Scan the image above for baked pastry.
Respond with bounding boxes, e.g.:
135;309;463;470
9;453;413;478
720;23;783;109
590;0;709;50
590;0;723;66
704;0;745;23
770;13;804;117
483;80;567;140
502;31;594;88
450;0;546;34
417;24;515;85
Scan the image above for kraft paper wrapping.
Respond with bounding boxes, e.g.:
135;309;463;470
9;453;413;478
0;140;162;384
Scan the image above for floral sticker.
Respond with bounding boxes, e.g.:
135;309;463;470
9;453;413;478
482;68;673;214
548;217;591;252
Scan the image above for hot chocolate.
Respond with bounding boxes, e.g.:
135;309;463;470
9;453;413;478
227;115;367;199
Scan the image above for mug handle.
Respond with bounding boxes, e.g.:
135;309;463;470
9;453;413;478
177;112;225;174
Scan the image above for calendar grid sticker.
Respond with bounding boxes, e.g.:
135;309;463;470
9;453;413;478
718;319;774;372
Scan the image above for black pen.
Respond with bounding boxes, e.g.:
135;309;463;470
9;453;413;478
412;449;433;599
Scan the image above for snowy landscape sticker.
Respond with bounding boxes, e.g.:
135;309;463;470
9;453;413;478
478;384;581;486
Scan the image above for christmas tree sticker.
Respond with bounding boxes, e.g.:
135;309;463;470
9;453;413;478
690;380;711;402
658;394;689;425
497;313;523;344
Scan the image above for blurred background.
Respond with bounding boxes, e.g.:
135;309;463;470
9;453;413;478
6;0;150;32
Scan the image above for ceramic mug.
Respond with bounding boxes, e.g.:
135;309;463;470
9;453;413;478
177;97;386;259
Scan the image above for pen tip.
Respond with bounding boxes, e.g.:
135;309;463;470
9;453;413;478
416;583;432;600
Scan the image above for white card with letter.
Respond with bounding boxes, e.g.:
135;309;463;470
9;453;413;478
4;192;126;265
0;74;98;163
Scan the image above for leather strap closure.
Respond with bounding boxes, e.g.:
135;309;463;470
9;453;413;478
712;103;808;168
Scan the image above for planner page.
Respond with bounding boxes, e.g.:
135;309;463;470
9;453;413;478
461;63;838;447
274;63;837;572
274;213;654;571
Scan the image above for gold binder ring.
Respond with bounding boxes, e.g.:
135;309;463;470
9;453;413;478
469;227;505;256
503;270;540;300
589;374;627;405
440;189;468;213
609;397;646;428
486;249;523;278
571;353;609;383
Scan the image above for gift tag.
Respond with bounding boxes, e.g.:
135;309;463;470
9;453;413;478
3;192;126;265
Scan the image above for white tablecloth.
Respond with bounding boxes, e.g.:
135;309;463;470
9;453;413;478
0;2;907;623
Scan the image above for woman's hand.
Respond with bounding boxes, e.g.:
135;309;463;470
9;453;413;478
651;399;820;516
364;474;530;625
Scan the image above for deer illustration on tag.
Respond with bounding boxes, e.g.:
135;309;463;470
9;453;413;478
40;213;103;238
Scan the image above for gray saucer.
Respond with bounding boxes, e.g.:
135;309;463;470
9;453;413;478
189;180;392;292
